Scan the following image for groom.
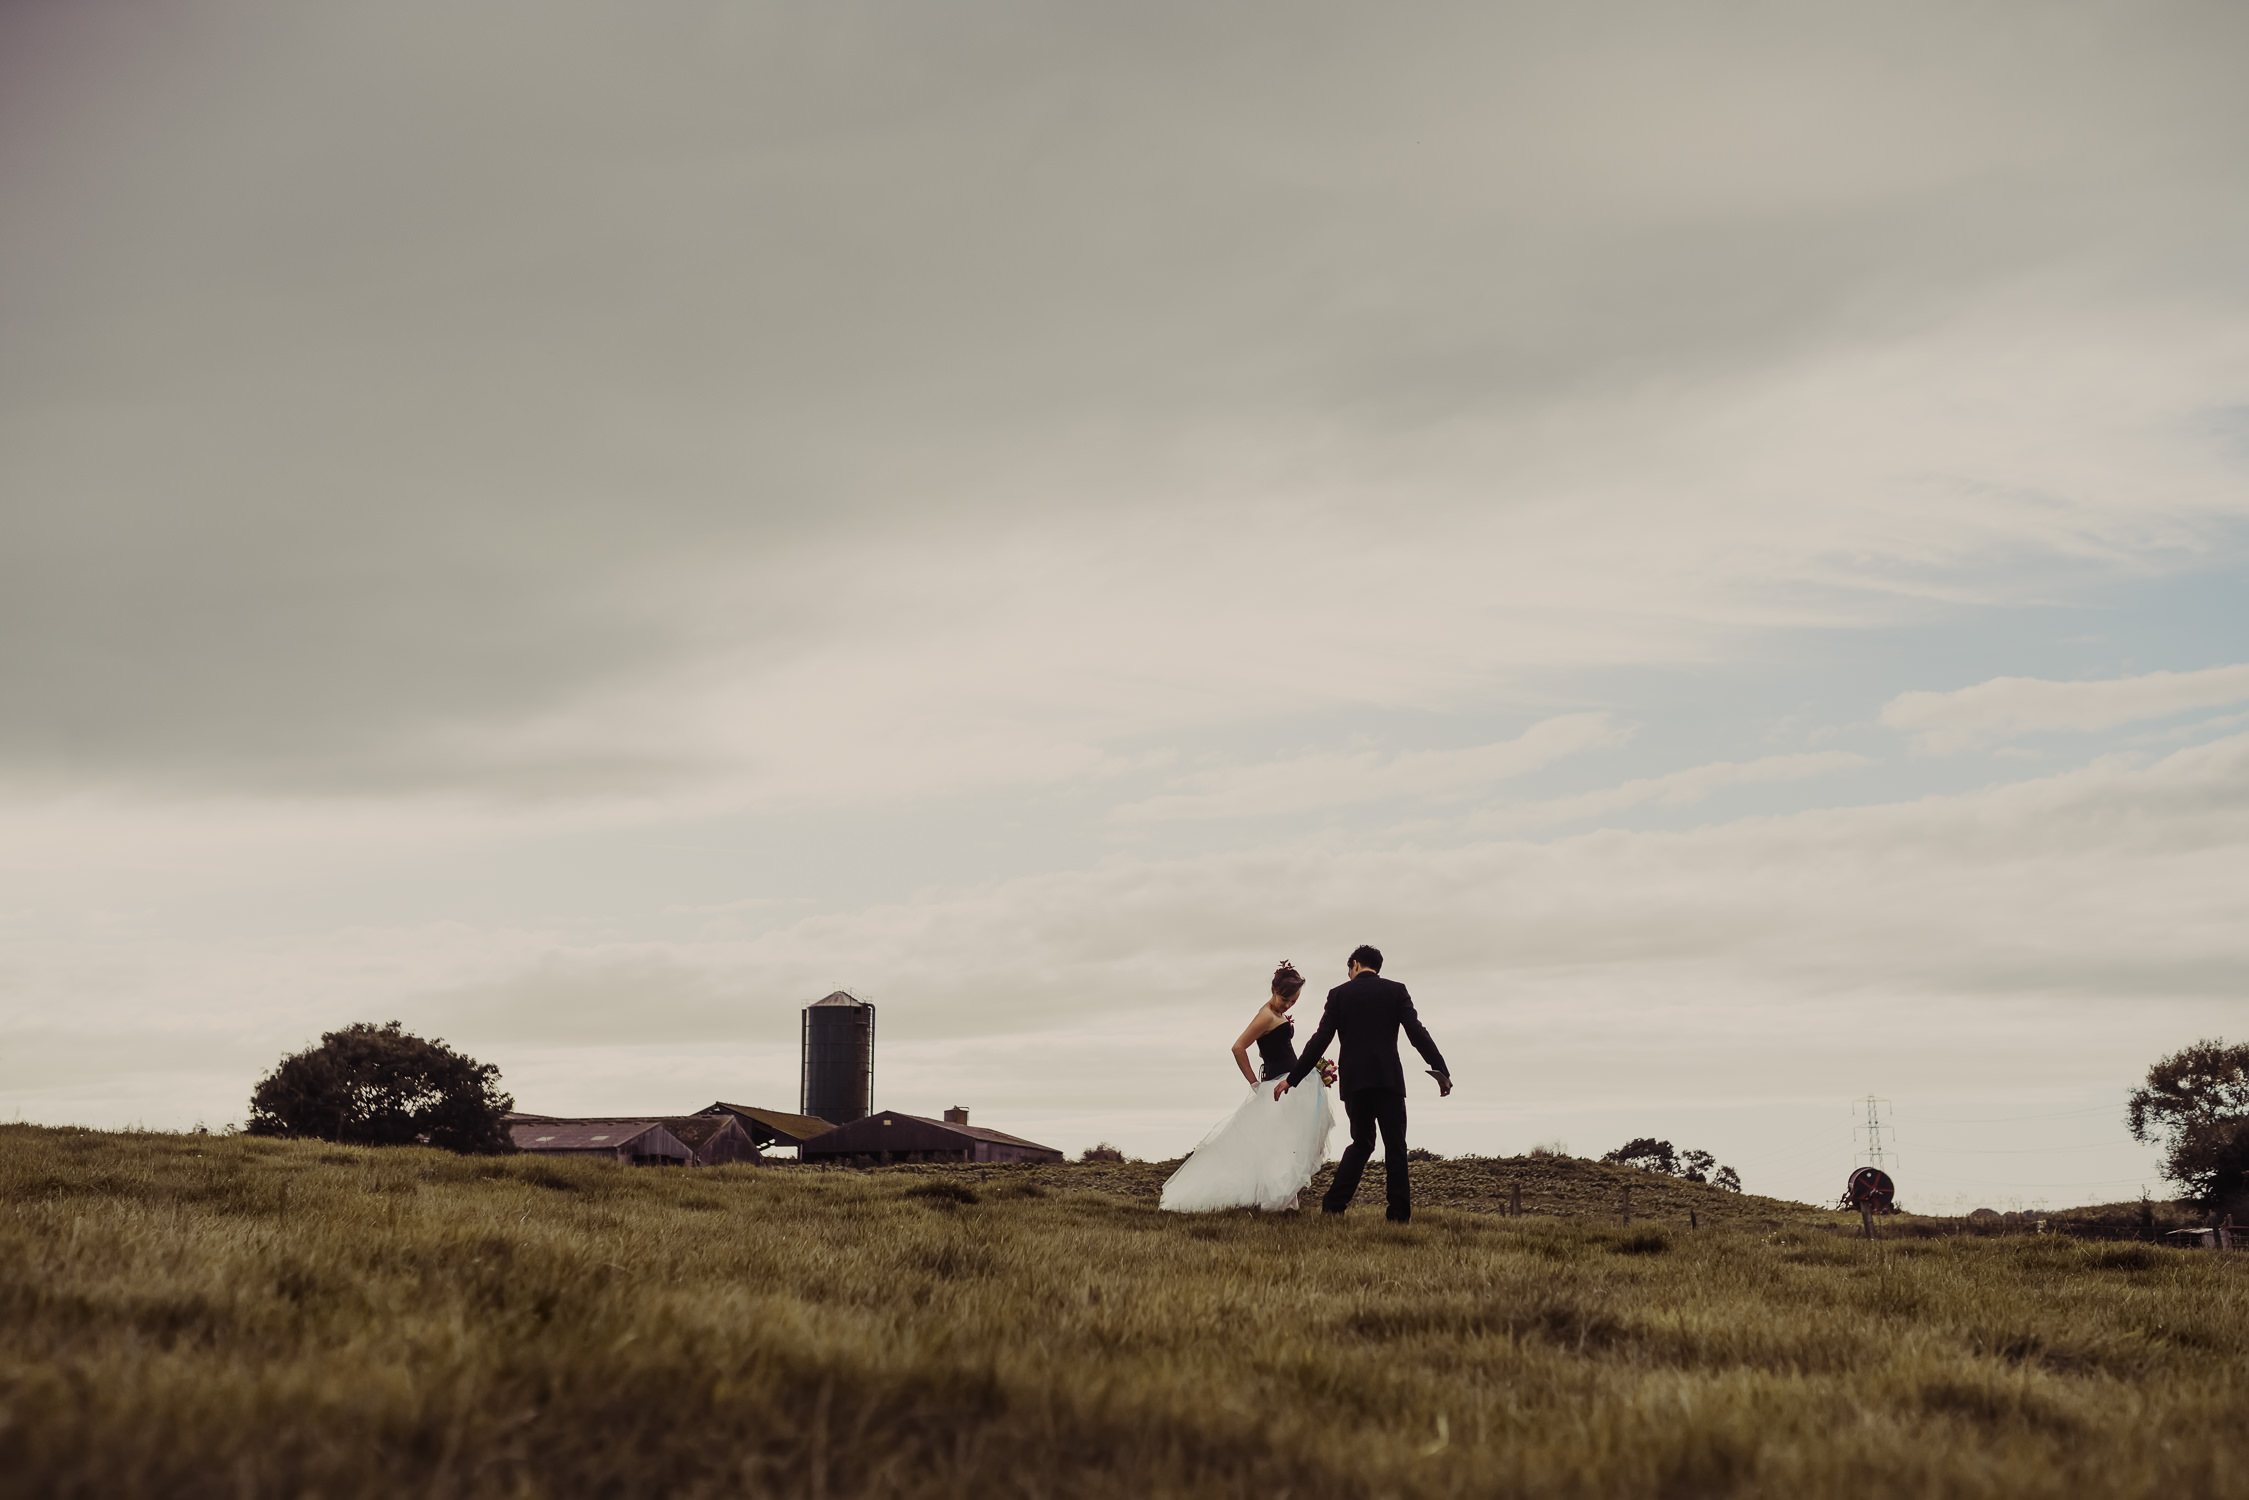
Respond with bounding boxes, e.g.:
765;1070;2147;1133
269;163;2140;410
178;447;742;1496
1274;944;1452;1223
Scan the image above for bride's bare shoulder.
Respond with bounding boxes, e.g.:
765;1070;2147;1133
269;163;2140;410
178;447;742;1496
1237;1000;1285;1042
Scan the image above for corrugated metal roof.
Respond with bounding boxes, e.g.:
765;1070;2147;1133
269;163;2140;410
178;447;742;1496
946;1120;1061;1152
807;1111;1060;1155
509;1118;671;1151
703;1102;836;1145
664;1115;742;1152
809;990;868;1007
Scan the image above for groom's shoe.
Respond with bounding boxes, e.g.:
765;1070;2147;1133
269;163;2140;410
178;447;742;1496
1386;1210;1411;1224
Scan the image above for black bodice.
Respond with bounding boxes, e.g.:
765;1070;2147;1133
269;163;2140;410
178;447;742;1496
1255;1020;1298;1081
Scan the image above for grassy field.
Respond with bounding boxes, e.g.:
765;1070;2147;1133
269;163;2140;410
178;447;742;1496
3;1125;2243;1499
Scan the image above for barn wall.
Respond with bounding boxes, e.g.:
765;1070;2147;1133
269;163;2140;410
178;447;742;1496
801;1116;968;1158
795;1111;1062;1165
694;1118;760;1165
622;1125;696;1166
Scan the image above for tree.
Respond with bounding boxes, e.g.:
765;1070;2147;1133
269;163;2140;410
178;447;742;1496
247;1021;513;1154
1603;1137;1744;1194
2127;1038;2249;1210
1602;1138;1679;1174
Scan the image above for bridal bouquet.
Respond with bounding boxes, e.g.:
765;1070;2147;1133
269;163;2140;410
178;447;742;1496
1317;1059;1338;1087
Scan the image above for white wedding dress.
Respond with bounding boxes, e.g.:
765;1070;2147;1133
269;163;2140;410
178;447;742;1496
1160;1027;1336;1213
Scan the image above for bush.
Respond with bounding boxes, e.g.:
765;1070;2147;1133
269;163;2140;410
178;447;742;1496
1602;1137;1744;1193
1603;1138;1678;1174
1601;1142;1673;1178
246;1021;512;1154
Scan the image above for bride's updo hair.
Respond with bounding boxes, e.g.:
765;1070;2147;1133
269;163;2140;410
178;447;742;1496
1271;961;1304;1002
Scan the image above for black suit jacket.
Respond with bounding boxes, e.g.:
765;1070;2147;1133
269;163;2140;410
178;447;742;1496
1285;971;1449;1096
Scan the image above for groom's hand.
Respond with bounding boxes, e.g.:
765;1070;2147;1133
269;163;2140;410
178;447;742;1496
1429;1070;1453;1098
1272;1080;1291;1101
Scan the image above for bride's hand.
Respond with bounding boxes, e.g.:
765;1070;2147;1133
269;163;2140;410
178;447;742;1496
1271;1080;1290;1101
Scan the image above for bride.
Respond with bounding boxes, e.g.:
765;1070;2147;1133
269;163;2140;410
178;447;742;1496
1160;961;1337;1212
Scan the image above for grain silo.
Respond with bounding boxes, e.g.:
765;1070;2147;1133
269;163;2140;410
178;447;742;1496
800;991;875;1124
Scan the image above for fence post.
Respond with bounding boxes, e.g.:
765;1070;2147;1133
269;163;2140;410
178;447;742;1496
1620;1185;1632;1227
1509;1183;1521;1218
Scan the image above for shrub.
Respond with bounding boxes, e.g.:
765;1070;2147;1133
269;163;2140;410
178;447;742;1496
1602;1137;1745;1193
246;1021;512;1154
1603;1138;1678;1174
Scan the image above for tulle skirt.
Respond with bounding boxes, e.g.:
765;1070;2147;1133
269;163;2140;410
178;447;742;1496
1159;1073;1336;1212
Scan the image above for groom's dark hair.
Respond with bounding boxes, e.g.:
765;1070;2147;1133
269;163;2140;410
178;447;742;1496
1348;944;1383;972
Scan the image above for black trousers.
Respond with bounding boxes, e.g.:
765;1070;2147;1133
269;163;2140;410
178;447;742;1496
1323;1087;1410;1221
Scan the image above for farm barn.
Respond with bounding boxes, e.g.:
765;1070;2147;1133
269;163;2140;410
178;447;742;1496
697;1101;836;1157
798;1106;1062;1166
507;1116;697;1165
661;1112;760;1165
506;1114;758;1166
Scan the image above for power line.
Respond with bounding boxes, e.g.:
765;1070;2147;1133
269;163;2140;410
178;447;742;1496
1915;1178;2155;1191
1913;1104;2124;1126
1912;1142;2149;1155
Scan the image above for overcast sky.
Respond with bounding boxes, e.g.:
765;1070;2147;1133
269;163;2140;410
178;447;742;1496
5;0;2246;1207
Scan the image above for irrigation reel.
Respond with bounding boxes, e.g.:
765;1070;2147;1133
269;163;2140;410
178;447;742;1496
1841;1166;1896;1238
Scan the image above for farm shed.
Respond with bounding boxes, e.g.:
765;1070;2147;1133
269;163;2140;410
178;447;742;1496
664;1112;761;1166
798;1107;1062;1166
698;1102;836;1154
507;1115;698;1166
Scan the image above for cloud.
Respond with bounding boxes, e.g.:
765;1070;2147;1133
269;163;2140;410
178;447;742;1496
1110;713;1630;823
3;4;2248;804
1882;664;2249;753
1472;751;1875;830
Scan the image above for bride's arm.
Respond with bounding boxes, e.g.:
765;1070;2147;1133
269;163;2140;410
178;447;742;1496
1229;1006;1282;1085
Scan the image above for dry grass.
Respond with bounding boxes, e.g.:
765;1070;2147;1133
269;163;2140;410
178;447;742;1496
978;1150;1899;1229
3;1124;2244;1499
